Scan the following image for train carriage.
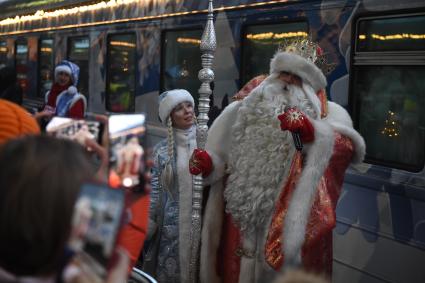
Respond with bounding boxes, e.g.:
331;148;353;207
0;0;425;282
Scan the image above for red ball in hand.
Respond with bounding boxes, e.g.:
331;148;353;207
189;148;213;177
278;108;315;143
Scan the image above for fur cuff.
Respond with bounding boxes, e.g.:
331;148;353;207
204;151;226;186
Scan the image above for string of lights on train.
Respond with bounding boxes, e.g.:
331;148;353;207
0;0;423;43
359;34;425;40
0;0;293;36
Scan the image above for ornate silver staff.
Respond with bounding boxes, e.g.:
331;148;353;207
189;1;216;282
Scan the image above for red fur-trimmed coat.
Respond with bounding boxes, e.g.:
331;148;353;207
200;100;365;283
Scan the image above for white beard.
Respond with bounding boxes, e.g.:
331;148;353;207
224;75;319;233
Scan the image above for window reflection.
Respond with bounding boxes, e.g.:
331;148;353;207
0;41;7;68
15;40;28;96
39;39;54;98
241;22;308;85
162;29;202;105
357;15;425;52
106;34;136;112
68;37;89;97
353;66;425;171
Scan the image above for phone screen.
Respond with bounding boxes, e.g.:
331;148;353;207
69;183;125;279
46;116;104;145
108;114;146;190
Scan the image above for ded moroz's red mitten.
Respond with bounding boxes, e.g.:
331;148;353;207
189;148;213;177
278;107;315;143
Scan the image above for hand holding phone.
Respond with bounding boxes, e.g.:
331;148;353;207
67;183;126;281
46;116;104;146
108;114;147;191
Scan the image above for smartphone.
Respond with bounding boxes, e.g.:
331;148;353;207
108;114;147;191
46;115;105;146
68;182;125;280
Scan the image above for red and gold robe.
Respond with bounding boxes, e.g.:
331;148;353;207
200;100;365;283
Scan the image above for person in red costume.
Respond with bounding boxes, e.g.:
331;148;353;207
42;60;86;119
189;40;366;283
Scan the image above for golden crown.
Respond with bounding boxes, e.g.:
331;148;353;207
278;38;336;75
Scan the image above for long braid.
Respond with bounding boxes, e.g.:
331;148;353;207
161;116;174;190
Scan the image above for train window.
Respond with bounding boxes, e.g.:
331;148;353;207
351;14;425;172
106;33;136;112
356;14;425;52
15;40;28;96
38;38;54;98
241;21;308;85
161;29;202;104
68;36;89;98
0;41;7;68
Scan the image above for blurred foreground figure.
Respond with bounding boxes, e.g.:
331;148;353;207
0;136;130;283
0;136;93;281
0;99;39;145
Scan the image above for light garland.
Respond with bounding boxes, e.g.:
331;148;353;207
177;37;201;45
359;33;425;41
246;31;308;41
110;40;136;48
0;0;144;26
40;47;52;52
0;0;293;36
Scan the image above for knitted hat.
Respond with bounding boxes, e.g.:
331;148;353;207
0;99;40;145
55;60;80;87
158;89;194;125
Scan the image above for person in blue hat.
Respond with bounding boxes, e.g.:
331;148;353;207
44;60;86;119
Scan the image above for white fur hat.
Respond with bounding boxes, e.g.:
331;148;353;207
55;64;72;76
158;89;194;125
55;60;80;86
270;51;327;92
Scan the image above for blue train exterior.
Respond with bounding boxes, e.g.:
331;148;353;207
1;1;425;282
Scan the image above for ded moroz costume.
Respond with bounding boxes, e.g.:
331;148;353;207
189;39;366;283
